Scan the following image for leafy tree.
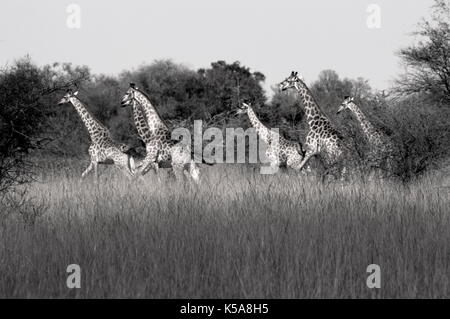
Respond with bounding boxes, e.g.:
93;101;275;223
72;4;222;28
309;70;353;114
270;87;304;125
198;60;266;117
118;59;266;126
120;60;204;120
395;0;450;104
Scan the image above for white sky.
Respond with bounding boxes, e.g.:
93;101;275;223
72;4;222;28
0;0;434;96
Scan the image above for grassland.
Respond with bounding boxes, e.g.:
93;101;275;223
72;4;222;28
0;160;449;298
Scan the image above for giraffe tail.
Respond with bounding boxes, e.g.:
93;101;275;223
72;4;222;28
128;155;136;175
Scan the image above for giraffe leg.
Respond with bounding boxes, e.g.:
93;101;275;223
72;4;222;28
125;157;146;182
140;158;159;176
125;155;136;178
295;151;317;171
140;144;161;176
115;154;136;178
340;166;348;182
132;158;149;182
82;161;97;178
177;162;199;184
94;162;99;177
83;145;99;178
170;143;199;183
139;150;159;176
259;148;280;174
267;159;280;175
171;161;193;183
288;156;309;175
166;167;176;181
188;160;200;183
170;163;185;182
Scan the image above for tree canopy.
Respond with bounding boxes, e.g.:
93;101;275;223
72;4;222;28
396;0;450;104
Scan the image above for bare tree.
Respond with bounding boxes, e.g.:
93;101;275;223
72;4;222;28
395;0;450;104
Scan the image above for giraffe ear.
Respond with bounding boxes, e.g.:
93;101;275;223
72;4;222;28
73;91;79;96
350;97;354;101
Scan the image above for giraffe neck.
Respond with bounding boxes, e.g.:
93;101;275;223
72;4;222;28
295;81;330;129
132;101;152;143
134;90;169;135
246;106;271;143
347;102;382;145
70;97;110;143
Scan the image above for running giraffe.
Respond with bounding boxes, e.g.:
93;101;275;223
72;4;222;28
120;83;200;182
58;89;135;177
337;96;396;173
279;71;346;177
236;102;304;171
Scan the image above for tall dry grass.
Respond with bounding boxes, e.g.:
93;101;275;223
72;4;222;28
0;161;449;298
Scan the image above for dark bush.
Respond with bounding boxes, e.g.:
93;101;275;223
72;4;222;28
0;58;87;195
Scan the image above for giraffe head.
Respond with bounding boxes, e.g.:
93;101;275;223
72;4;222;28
279;71;305;91
236;102;251;115
120;83;139;107
336;96;355;114
58;89;78;105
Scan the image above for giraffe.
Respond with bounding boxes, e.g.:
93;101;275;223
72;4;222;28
236;102;305;171
58;89;135;177
279;71;346;178
337;96;396;174
120;83;200;182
